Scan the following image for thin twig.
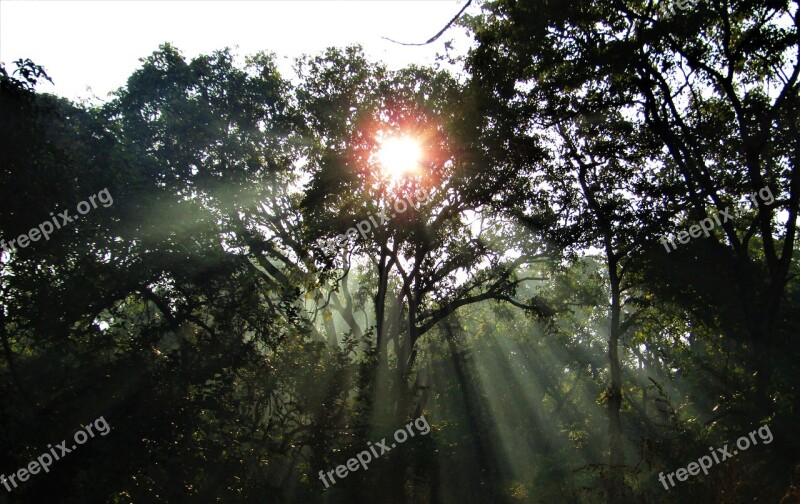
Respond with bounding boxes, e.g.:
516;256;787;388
382;0;473;46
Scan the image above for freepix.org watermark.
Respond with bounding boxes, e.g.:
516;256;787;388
658;423;773;490
1;416;111;492
318;415;431;489
662;0;701;15
659;185;774;253
320;188;430;254
0;188;113;255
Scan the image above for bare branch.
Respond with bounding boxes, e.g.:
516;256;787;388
382;0;472;46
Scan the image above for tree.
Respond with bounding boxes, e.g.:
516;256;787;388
467;0;799;499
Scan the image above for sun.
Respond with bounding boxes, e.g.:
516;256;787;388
376;136;422;179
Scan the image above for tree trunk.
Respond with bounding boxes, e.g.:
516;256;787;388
607;265;626;503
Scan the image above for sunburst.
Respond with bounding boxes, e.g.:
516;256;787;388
376;136;422;180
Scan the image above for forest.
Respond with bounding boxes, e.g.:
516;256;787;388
0;0;799;502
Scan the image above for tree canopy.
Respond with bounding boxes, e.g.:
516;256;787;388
1;2;799;502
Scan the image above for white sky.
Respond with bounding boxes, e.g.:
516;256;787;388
0;0;473;102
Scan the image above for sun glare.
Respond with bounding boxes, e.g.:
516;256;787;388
376;136;422;179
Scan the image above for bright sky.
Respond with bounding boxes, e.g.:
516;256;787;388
0;1;473;102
